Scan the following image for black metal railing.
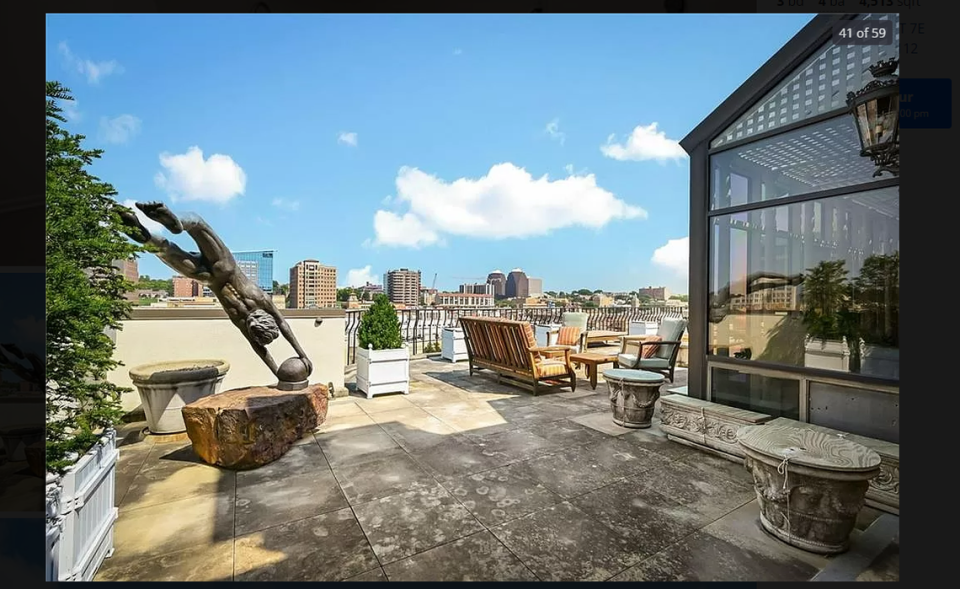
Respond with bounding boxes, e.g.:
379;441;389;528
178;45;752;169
344;305;687;364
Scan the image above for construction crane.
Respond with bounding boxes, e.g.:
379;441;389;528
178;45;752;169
431;272;437;290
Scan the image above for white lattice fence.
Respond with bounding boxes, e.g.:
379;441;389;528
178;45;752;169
46;429;119;582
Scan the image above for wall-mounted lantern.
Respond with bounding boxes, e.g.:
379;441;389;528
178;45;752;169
846;58;900;177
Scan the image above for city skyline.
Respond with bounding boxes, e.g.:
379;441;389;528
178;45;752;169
45;13;815;294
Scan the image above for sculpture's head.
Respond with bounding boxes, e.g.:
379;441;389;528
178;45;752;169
247;309;280;346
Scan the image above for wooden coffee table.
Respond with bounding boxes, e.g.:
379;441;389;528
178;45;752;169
583;330;627;349
570;351;619;390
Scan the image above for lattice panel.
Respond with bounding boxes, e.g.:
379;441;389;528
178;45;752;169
711;13;900;149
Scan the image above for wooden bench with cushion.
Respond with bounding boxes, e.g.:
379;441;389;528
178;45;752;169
459;316;577;395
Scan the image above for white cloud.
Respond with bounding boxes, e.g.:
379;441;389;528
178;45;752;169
337;132;358;147
154;146;246;204
99;114;141;144
344;265;377;287
601;122;687;162
652;236;689;276
122;198;166;235
545;118;566;146
58;41;123;84
61;98;81;122
371;163;647;248
271;198;300;211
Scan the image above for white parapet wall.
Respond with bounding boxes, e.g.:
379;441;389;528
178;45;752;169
109;308;346;413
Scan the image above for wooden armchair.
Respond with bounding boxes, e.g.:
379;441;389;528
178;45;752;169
617;316;687;382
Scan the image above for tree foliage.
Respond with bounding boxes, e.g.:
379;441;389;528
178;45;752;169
801;260;855;342
46;81;141;473
136;276;174;295
357;294;403;350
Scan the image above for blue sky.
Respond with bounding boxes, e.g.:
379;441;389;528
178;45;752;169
45;13;814;295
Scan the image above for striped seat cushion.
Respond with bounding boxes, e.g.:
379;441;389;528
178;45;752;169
537;360;570;378
556;326;581;346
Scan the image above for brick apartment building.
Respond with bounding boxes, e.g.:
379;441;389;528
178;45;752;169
289;260;337;309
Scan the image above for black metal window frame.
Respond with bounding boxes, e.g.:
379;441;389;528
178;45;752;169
683;13;904;399
704;121;900;387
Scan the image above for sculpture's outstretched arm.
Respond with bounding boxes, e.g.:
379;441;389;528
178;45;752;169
250;340;280;377
278;320;312;375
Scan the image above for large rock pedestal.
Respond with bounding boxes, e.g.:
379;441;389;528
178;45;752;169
182;383;329;470
738;424;881;555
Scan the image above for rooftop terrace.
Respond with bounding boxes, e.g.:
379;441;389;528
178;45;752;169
96;351;898;582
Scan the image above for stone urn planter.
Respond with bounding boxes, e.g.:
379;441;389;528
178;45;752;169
604;368;665;429
737;424;881;555
356;345;410;398
129;359;230;434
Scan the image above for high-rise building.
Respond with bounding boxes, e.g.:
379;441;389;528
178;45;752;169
459;282;493;296
505;268;529;299
486;270;507;298
232;250;275;293
527;277;543;297
289;260;337;309
638;286;670;301
384;268;421;306
172;275;202;298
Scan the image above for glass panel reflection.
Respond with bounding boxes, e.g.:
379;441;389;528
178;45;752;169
708;186;899;381
710;367;800;420
710;115;880;210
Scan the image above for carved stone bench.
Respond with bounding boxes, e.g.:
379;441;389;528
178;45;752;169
182;383;329;470
767;417;899;515
659;396;773;460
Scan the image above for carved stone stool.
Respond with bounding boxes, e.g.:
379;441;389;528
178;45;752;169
603;369;664;429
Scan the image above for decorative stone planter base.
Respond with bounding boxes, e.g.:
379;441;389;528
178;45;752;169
604;369;664;429
660;395;772;458
129;359;230;435
738;424;881;555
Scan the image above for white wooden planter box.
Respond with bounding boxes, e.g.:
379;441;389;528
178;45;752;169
46;477;63;582
628;321;659;336
49;428;120;582
356;345;410;398
804;338;850;372
441;328;469;362
534;324;561;347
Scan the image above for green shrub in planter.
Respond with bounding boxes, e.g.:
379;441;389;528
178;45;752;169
46;81;141;474
357;294;404;351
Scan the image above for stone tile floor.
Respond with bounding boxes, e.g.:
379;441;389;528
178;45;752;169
96;353;895;582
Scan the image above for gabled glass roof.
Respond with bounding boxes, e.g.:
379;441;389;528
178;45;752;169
711;14;900;149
